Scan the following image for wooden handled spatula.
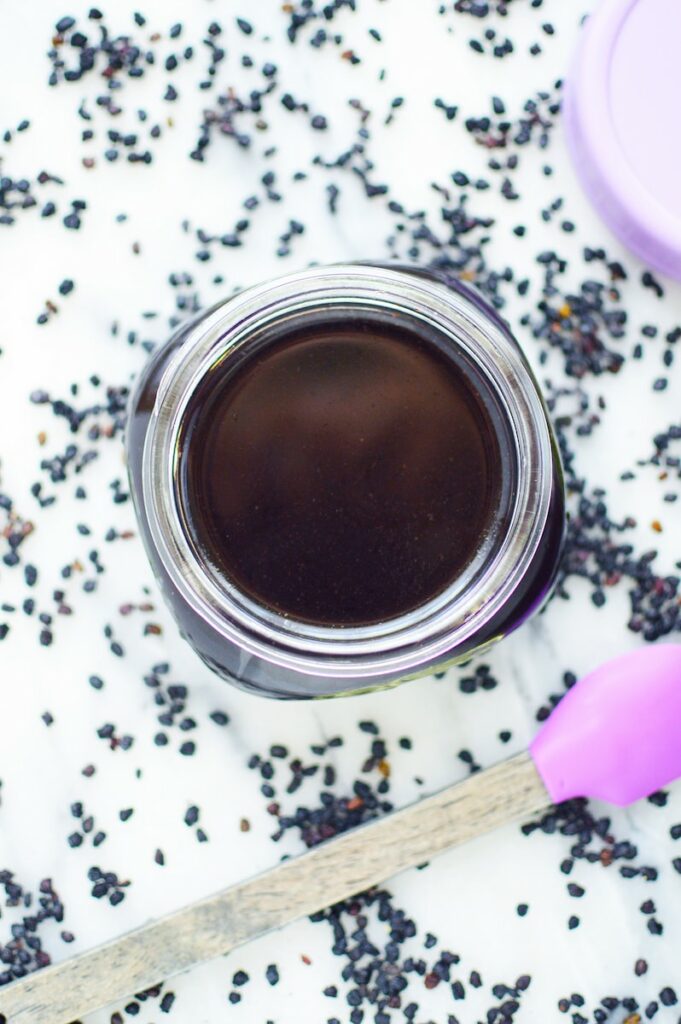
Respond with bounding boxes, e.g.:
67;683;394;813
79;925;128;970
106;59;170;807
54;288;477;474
1;644;680;1024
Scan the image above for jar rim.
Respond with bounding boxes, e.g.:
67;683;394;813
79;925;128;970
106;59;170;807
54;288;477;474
140;263;554;680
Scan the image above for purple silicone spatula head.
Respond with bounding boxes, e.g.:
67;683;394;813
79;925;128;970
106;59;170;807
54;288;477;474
530;645;681;807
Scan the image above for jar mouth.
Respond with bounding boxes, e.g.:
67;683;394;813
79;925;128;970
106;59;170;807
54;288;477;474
174;302;515;631
141;264;553;680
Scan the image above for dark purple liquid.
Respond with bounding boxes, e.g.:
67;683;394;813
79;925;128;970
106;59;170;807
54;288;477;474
178;319;503;626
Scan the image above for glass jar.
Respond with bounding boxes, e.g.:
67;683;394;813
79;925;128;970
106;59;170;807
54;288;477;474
126;263;565;699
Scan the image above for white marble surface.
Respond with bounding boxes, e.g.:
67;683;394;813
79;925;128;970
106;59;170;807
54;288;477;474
0;0;680;1021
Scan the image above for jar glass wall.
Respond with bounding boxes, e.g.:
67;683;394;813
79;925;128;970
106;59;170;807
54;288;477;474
126;263;565;698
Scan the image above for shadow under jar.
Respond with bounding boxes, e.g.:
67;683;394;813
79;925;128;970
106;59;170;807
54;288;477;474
126;264;565;699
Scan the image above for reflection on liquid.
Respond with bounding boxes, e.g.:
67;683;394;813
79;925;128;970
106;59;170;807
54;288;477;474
180;322;502;626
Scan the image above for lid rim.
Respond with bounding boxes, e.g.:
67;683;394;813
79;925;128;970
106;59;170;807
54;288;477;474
564;0;681;280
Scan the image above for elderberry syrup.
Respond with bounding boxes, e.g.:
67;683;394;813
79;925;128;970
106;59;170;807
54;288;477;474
127;263;565;698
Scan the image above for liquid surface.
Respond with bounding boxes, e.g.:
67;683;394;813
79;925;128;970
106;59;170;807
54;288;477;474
180;320;502;626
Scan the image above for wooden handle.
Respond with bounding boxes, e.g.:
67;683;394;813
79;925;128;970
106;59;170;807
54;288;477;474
0;752;548;1024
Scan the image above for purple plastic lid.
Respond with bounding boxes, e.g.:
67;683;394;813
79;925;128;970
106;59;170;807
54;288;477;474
564;0;681;280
